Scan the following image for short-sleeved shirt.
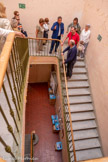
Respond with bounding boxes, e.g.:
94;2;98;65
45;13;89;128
67;32;80;45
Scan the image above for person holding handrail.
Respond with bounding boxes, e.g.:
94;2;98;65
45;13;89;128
61;39;77;79
62;26;80;46
49;16;64;54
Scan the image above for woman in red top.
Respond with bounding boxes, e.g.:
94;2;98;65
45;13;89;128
62;26;80;46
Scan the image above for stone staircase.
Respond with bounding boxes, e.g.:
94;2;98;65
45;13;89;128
60;57;103;161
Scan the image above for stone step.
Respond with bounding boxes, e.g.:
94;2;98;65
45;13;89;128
60;61;85;68
75;61;86;67
66;120;97;132
62;74;88;81
64;96;92;105
68;129;99;141
70;112;95;121
73;148;103;161
73;68;86;73
69;104;93;113
66;88;90;96
66;81;89;89
69;138;101;151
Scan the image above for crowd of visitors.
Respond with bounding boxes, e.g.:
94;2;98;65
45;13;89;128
0;2;91;79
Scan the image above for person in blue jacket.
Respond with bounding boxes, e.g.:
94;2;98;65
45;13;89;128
49;16;64;54
62;39;77;79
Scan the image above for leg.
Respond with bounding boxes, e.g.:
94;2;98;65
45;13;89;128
55;40;60;52
55;36;60;52
83;43;88;56
68;62;75;78
66;63;70;77
50;40;55;54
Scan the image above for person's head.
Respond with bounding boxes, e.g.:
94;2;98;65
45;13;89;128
11;18;18;29
0;2;6;18
73;17;78;25
85;24;90;31
14;11;19;19
45;18;49;24
70;27;76;35
57;16;62;24
69;39;75;47
39;18;44;26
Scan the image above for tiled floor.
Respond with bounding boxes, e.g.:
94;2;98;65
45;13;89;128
25;83;62;162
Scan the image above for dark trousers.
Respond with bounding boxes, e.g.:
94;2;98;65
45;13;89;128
66;61;75;78
50;36;61;53
44;31;48;38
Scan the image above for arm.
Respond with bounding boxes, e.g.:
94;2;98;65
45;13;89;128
14;31;25;38
77;24;81;35
62;33;69;45
61;23;64;36
63;46;70;53
76;34;80;48
36;29;39;38
65;50;75;64
51;23;56;31
36;26;39;38
67;22;73;32
0;28;25;38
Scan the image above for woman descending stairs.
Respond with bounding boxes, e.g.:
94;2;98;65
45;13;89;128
60;57;103;161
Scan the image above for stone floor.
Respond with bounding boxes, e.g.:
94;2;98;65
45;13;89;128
25;83;62;162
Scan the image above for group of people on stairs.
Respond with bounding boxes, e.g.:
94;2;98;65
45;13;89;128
0;2;91;80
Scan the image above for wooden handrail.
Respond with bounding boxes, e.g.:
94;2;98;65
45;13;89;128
30;131;35;162
80;157;108;162
61;45;77;162
27;37;61;42
0;158;6;162
0;32;15;91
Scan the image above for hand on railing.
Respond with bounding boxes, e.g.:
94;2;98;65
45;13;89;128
15;31;25;38
61;42;64;46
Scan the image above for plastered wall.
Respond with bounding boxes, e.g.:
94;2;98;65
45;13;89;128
1;0;84;37
82;0;108;156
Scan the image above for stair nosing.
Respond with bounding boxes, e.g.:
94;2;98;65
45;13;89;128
67;101;92;105
68;136;99;142
67;94;91;97
69;146;101;152
67;127;97;132
65;110;94;113
70;118;96;122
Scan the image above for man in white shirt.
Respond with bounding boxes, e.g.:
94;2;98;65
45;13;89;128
78;24;91;58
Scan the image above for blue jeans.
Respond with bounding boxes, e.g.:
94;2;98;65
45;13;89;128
50;36;61;53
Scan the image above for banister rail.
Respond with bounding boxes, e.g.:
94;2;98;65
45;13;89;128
0;32;15;91
61;45;77;162
0;33;29;161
